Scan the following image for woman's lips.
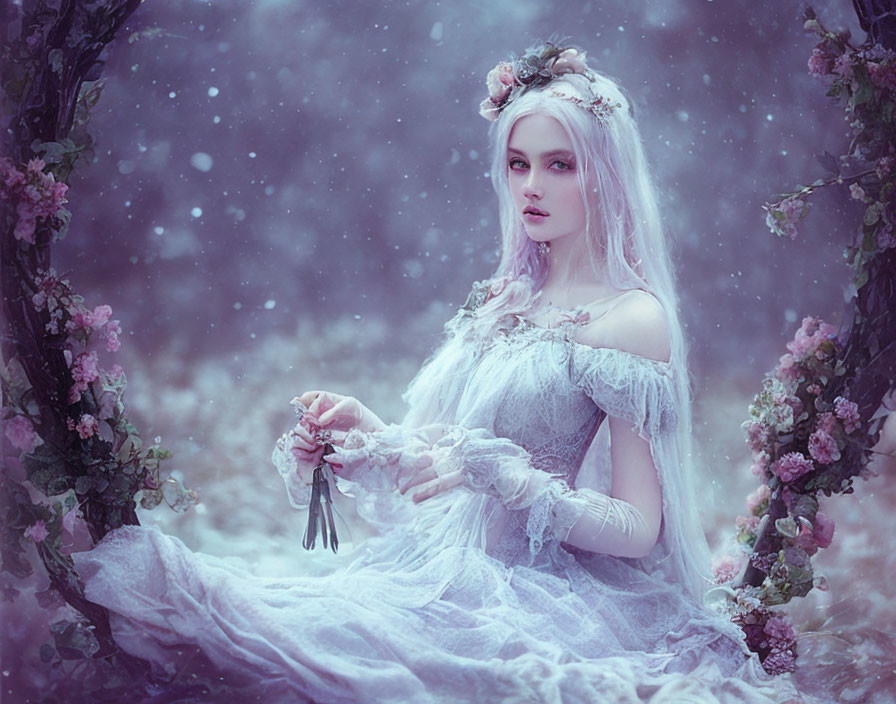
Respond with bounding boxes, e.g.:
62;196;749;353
523;205;548;223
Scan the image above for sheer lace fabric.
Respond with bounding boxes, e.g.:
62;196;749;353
71;276;816;703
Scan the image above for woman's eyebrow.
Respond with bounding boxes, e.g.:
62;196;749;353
507;147;574;159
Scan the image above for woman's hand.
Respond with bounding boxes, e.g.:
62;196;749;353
292;390;387;445
288;428;327;484
394;451;465;504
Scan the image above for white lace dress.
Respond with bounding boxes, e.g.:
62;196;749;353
72;278;814;704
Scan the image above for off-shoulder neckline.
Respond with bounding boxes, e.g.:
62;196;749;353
510;313;674;370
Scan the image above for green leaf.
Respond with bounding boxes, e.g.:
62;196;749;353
852;77;873;108
863;202;881;226
74;476;93;494
50;619;100;660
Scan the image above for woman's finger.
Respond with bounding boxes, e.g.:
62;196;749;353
412;470;465;503
399;466;439;494
292;434;313;450
293;424;316;445
309;392;337;417
318;398;353;426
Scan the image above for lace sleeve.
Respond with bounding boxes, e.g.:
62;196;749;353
569;345;678;441
442;426;658;563
274;421;458;530
568;344;714;602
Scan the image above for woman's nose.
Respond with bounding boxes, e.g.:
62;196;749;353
522;171;543;199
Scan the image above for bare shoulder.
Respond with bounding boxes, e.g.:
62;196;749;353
576;290;671;363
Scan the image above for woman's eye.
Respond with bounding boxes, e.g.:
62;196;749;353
552;160;574;171
509;158;527;169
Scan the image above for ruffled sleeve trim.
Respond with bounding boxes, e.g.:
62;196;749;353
569;344;679;444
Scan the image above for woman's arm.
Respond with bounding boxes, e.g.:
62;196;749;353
559;415;662;559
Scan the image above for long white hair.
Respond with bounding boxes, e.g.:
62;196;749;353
403;57;713;600
484;70;694;438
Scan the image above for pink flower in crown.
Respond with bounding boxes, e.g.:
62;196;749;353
24;520;48;543
486;62;516;101
551;48;588;75
480;62;517;121
771;452;814;483
808;428;840;464
833;396;860;434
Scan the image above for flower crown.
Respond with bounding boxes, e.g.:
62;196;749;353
479;41;622;125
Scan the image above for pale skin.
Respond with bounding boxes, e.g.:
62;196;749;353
291;111;670;559
291;111;896;559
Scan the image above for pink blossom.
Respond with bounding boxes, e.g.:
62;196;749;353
735;514;760;531
808;48;835;76
762;648;796;675
5;415;36;451
832;54;854;80
711;554;744;584
745;422;770;454
13;209;37;243
69;351;101;403
24;520;48;543
764;614;796;642
815;411;836;434
0;156;26;191
108;364;125;380
486;62;515;100
786;316;838;363
551;48;588;75
775;353;799;384
92;304;112;327
746;483;771;514
102;320;122;352
833;396;860;433
749;451;770;479
481;61;516;120
771;452;814;483
765;197;809;240
68;307;95;330
808;429;841;464
813;511;835;548
26;158;45;174
849;183;866;201
867;60;896;92
74;414;98;439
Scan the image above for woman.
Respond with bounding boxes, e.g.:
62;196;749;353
74;41;812;703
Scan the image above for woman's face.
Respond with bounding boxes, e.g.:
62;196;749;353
507;112;587;247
